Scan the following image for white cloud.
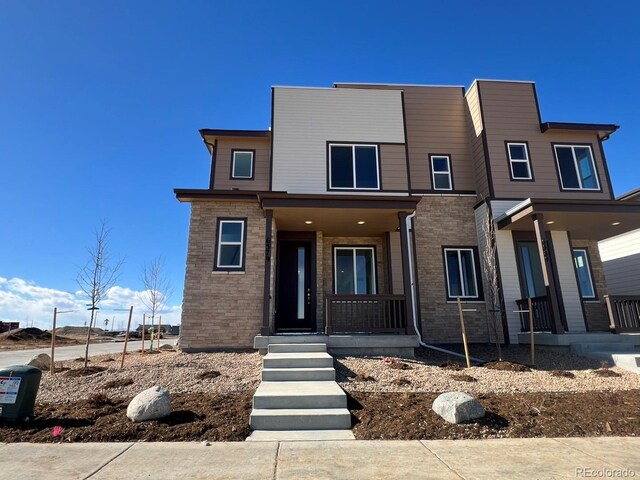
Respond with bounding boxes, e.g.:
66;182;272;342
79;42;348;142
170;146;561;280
0;277;181;331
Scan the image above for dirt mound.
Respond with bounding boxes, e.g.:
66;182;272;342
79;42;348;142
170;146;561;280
103;378;134;389
440;361;465;371
0;327;51;342
65;366;106;377
197;370;221;380
450;374;477;383
593;369;621;378
56;326;104;336
482;361;531;372
550;370;575;379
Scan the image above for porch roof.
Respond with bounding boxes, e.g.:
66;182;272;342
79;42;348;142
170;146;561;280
259;192;420;236
496;198;640;240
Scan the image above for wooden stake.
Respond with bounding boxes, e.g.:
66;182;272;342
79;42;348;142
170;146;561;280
120;306;134;368
50;308;57;376
528;297;536;368
157;315;162;350
457;297;471;368
141;313;146;354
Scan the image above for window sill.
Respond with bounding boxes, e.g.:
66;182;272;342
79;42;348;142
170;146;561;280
582;299;601;303
212;271;246;275
446;300;485;304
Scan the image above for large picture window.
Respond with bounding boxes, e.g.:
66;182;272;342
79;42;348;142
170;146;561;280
333;247;376;294
553;145;600;190
329;144;380;190
572;248;596;299
443;247;481;300
215;219;246;270
430;155;452;190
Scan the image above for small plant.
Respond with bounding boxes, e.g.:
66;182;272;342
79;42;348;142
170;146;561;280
52;425;64;438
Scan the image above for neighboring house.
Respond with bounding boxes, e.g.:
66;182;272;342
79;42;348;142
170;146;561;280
598;188;640;296
0;322;19;333
175;80;640;352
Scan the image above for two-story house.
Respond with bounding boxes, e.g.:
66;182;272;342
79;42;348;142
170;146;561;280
175;80;640;354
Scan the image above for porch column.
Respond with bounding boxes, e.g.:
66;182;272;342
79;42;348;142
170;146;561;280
261;209;273;336
398;213;418;336
532;213;564;334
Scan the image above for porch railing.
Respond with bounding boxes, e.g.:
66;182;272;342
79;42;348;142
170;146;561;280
325;294;407;334
516;296;554;332
605;295;640;333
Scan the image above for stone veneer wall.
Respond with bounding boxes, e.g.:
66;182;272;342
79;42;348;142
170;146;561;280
571;239;610;331
180;200;266;350
413;196;492;343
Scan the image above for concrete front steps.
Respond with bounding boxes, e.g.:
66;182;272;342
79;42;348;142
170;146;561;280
247;342;354;442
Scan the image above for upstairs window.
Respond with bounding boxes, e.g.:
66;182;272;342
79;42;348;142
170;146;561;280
231;150;254;179
430;155;452;190
572;248;596;299
554;145;600;190
443;247;481;300
329;144;380;190
215;219;246;270
506;142;533;180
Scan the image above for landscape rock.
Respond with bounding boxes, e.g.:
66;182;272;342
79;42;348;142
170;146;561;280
27;353;51;371
126;386;171;422
432;391;485;424
159;344;175;351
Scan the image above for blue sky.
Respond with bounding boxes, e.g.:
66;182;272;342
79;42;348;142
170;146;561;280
1;1;639;328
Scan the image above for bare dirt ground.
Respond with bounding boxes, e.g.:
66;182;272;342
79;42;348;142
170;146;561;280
2;345;639;442
0;327;115;351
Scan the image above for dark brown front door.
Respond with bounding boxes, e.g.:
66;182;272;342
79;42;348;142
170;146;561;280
275;239;315;331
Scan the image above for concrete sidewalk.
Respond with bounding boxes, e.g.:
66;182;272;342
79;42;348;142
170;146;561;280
2;437;638;480
0;340;176;369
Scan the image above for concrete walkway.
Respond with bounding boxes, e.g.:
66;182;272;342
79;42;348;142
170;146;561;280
0;340;176;369
2;437;638;479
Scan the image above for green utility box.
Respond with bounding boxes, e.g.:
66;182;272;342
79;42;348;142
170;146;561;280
0;365;42;421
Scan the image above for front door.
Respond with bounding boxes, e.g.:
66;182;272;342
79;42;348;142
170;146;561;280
275;239;315;331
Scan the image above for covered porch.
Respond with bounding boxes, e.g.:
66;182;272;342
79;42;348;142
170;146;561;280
256;193;421;344
496;198;640;338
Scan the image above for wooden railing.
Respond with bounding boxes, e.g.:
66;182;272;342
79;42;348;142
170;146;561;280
516;296;554;332
325;294;407;334
605;295;640;333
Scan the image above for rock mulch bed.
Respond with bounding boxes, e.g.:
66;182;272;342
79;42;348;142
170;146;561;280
37;350;262;404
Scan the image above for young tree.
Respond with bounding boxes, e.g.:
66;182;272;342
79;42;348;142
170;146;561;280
140;257;172;337
77;222;123;368
480;201;503;360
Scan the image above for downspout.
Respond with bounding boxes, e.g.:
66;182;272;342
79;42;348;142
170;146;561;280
404;210;484;364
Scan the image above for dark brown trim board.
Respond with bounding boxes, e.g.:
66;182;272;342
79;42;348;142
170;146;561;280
259;192;421;210
400;90;413;194
200;129;271;138
175;189;267;202
532;83;543;125
269;87;275;191
412;189;477;195
409;214;423;336
597;136;616;200
476;82;496;198
207;138;218;190
540;122;619;135
385;232;393;294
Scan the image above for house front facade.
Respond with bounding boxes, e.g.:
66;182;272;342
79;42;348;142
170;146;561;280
175;80;640;352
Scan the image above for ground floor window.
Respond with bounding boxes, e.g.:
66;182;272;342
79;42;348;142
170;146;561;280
572;248;596;299
443;247;481;300
214;218;246;270
333;247;376;294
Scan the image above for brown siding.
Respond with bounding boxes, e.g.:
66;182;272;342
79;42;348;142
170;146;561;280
180;200;265;349
214;137;270;191
413;196;491;343
379;144;409;191
478;81;612;200
571;239;610;331
464;83;490;198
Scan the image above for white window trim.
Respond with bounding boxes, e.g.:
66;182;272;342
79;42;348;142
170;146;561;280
328;144;380;190
231;151;254;179
572;248;596;299
333;247;377;294
443;248;479;299
216;220;245;269
507;142;532;180
554;145;600;191
430;155;452;190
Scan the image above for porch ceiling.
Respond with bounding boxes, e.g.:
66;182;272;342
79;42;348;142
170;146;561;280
497;199;640;240
272;207;404;236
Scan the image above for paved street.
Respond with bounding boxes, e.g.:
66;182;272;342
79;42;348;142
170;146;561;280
0;339;176;369
1;437;638;480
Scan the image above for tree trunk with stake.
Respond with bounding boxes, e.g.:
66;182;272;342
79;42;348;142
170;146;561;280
140;257;172;348
77;222;123;369
480;200;503;360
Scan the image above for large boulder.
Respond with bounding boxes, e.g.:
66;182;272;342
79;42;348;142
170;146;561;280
27;353;51;371
432;391;485;424
126;386;171;422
